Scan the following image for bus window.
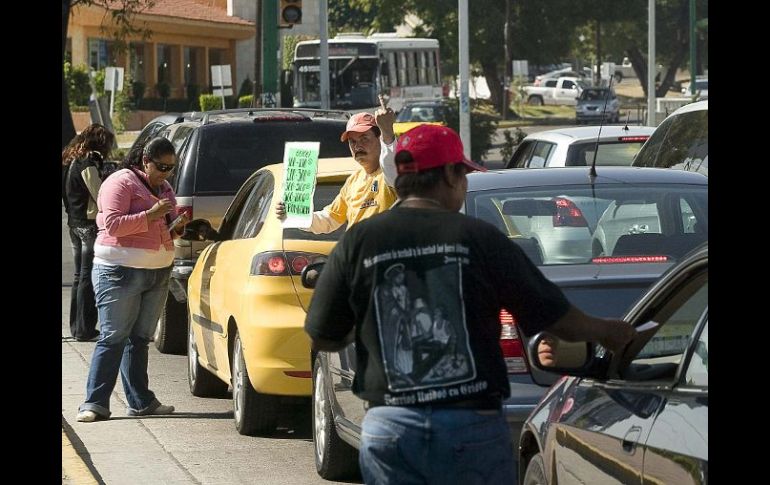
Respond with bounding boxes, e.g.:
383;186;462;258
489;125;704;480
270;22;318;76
418;51;427;85
407;52;418;85
428;51;437;85
398;52;408;86
388;52;398;87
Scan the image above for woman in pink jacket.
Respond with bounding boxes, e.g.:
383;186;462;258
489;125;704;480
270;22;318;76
77;137;189;422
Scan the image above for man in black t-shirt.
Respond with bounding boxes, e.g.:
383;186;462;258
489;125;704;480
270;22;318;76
304;124;635;485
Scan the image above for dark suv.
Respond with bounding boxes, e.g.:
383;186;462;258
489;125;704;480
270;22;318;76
145;108;352;353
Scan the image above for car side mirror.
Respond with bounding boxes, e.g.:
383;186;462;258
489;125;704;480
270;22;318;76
301;261;326;289
181;218;220;242
526;332;603;385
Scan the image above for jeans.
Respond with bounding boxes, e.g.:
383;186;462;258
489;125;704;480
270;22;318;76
69;224;98;340
79;263;171;418
360;405;515;485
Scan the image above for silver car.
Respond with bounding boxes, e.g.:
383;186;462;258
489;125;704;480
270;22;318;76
505;125;655;169
575;87;620;124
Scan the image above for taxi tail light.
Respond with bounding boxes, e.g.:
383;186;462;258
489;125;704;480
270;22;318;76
552;197;588;227
251;251;326;276
500;309;529;374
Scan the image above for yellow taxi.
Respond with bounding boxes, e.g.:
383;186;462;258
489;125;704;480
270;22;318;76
185;157;359;436
393;100;450;137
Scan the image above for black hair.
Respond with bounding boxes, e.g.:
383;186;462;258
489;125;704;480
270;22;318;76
121;137;176;170
394;150;466;199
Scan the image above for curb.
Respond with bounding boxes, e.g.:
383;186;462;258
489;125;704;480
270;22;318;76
61;415;104;484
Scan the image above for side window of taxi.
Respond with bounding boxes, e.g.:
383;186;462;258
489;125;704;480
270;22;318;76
231;173;274;240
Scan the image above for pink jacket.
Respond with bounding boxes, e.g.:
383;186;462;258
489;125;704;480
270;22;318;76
95;168;179;251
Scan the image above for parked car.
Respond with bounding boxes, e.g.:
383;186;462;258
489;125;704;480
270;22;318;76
308;166;708;482
633;100;708;175
185;157;359;436
145;108;352;354
681;77;708;99
523;77;587;106
533;66;589;86
575;87;621;124
393;100;451;136
129;112;188;150
505;125;655;169
518;243;708;485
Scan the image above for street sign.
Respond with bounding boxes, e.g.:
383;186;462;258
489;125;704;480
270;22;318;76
211;65;233;109
104;67;124;92
512;60;529;79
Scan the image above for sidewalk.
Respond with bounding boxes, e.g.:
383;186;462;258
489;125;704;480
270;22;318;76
61;288;195;484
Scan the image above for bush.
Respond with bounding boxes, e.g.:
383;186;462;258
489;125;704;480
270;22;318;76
199;94;222;111
238;95;254;108
65;62;91;107
444;99;500;162
237;76;253;99
500;128;527;164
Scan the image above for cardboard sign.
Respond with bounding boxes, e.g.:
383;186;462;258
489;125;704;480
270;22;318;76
281;142;320;228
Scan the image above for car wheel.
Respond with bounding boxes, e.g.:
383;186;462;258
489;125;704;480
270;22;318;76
527;96;544;106
232;331;277;436
154;293;187;355
523;453;547;485
312;353;360;480
188;317;228;397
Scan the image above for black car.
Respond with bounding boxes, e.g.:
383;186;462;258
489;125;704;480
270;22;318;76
138;108;353;353
310;167;708;482
519;244;708;485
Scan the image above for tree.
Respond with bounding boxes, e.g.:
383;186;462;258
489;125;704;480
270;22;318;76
62;0;155;149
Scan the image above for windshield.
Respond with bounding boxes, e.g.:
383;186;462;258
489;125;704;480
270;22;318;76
633;109;708;174
465;183;707;266
580;89;614;101
396;105;446;122
295;58;379;108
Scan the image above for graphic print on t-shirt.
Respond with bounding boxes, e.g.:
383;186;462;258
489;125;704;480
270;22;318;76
373;260;476;392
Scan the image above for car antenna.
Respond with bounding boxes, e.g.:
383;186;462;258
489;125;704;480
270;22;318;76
622;111;631;132
589;75;615;181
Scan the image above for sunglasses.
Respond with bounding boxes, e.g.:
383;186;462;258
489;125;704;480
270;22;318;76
151;159;176;173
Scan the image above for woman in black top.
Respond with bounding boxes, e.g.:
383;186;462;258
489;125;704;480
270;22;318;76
63;123;115;341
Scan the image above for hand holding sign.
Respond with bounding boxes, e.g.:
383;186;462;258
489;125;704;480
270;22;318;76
281;142;321;228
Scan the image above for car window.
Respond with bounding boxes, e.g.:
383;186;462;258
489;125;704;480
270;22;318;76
565;141;646;167
683;320;708;387
283;182;346;242
633;109;708;173
562;80;576;89
627;271;707;378
465;183;707;266
508;140;535;168
528;141;555;167
545;79;557;88
231;173;275;240
194;122;350;193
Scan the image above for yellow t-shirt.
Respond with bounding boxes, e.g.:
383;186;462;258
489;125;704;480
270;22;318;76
325;167;397;228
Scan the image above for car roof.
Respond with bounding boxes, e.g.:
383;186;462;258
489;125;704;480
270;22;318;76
521;125;656;144
668;100;708;116
467;166;708;191
402;100;448;108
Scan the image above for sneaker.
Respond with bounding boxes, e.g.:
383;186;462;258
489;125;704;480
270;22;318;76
126;403;175;417
76;410;100;423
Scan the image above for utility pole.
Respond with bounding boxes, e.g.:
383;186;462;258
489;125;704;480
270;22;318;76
647;0;656;126
459;0;471;160
594;20;601;86
689;0;696;95
502;0;511;120
253;0;263;106
319;0;329;109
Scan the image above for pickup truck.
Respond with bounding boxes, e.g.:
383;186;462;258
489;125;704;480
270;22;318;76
523;76;585;106
613;57;663;83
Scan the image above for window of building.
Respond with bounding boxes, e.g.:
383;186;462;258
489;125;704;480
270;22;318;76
129;43;145;83
157;44;172;84
88;38;115;70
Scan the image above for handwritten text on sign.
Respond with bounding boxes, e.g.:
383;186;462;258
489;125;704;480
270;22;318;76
281;142;320;228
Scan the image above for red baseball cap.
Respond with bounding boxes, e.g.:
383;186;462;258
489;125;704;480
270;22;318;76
395;124;486;174
340;112;378;142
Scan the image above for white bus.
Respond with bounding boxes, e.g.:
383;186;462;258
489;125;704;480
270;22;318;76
292;33;444;112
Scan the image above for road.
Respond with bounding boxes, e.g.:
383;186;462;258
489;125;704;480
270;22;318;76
62;205;353;485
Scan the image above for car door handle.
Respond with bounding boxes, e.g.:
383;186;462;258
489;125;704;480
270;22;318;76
621;425;642;454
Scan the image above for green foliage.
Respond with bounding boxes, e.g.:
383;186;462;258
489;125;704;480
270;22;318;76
92;69;106;98
156;82;171;99
328;1;391;36
443;99;499;162
199;94;222;112
65;62;91;107
500;128;527;163
238;95;255;108
131;81;146;107
282;35;315;70
111;83;133;133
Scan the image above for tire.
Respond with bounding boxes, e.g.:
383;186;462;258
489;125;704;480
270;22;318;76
312;354;360;480
527;95;544;106
188;317;228;397
232;331;278;436
154;293;188;355
523;453;547;485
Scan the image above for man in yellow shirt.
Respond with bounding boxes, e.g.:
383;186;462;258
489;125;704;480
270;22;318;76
276;103;399;232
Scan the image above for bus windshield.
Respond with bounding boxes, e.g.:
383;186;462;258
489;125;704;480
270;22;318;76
295;58;378;109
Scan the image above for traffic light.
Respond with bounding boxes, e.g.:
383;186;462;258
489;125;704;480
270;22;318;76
279;0;302;27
